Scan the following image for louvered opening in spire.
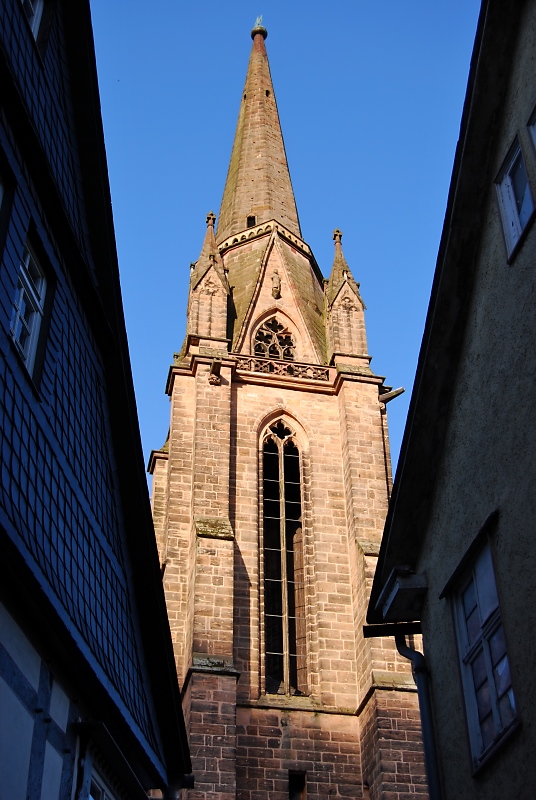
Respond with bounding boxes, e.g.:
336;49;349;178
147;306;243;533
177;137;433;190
216;24;301;244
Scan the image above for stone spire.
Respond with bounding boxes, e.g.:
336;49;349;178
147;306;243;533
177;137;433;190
216;22;301;244
325;228;362;307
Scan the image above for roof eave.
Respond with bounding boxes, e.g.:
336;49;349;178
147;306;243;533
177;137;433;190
368;0;524;623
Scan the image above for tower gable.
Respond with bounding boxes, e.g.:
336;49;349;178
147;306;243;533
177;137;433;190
188;264;229;341
231;233;324;363
327;279;368;360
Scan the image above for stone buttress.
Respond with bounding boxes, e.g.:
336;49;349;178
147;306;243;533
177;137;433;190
149;21;427;800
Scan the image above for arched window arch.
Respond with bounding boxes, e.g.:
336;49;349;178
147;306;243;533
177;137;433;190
262;420;307;695
254;317;295;361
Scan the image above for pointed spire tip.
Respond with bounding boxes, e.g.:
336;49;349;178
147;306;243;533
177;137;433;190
333;228;343;244
206;211;216;227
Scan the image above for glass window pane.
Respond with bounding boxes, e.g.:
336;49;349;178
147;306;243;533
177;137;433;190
264;612;283;653
475;680;492;722
263;499;280;519
265;549;282;580
286;520;300;541
474;544;499;623
480;712;497;751
287;582;296;617
499;689;516;727
263;451;279;478
462;580;477;618
285;500;301;521
510;153;533;227
265;581;283;616
465;607;481;647
288;616;297;655
22;296;34;326
90;782;103;800
289;654;300;694
489;626;507;666
264;478;280;500
264;518;280;549
265;654;284;695
284;456;300;483
471;651;487;691
493;654;512;698
285;481;301;502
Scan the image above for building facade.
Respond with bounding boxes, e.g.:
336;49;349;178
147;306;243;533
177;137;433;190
368;0;536;797
149;24;426;800
0;1;190;798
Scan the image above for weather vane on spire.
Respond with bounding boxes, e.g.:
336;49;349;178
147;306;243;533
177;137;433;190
251;15;267;39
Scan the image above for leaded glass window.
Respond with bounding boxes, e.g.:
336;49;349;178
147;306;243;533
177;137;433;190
262;421;307;695
254;318;295;361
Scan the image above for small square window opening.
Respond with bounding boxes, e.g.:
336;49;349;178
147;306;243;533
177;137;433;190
10;243;47;374
496;143;534;255
247;215;256;228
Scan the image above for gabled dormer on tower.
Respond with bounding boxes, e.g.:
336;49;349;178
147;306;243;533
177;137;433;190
325;228;369;366
186;211;229;351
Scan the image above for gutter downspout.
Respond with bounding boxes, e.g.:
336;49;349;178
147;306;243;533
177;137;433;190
395;633;442;800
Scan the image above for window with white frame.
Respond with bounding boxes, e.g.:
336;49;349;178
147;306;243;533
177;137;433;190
10;243;47;374
452;541;517;766
19;0;45;38
496;142;534;255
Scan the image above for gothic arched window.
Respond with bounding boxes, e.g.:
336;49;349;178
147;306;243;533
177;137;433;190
262;420;307;695
254;318;295;361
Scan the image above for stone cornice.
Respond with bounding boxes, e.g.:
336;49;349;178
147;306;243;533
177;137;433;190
166;353;386;396
217;219;311;259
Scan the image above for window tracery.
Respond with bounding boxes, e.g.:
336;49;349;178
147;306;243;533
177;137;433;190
254;317;295;361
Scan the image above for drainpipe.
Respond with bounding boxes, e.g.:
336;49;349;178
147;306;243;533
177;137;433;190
395;633;442;800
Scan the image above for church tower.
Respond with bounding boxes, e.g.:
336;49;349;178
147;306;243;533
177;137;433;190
149;22;426;800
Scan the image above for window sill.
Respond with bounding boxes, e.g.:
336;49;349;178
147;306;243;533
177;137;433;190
506;206;536;264
242;695;358;716
472;718;520;777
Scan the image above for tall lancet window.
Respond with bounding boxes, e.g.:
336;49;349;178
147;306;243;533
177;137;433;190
262;420;307;695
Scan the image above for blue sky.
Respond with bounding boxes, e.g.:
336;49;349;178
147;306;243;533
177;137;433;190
89;1;481;481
